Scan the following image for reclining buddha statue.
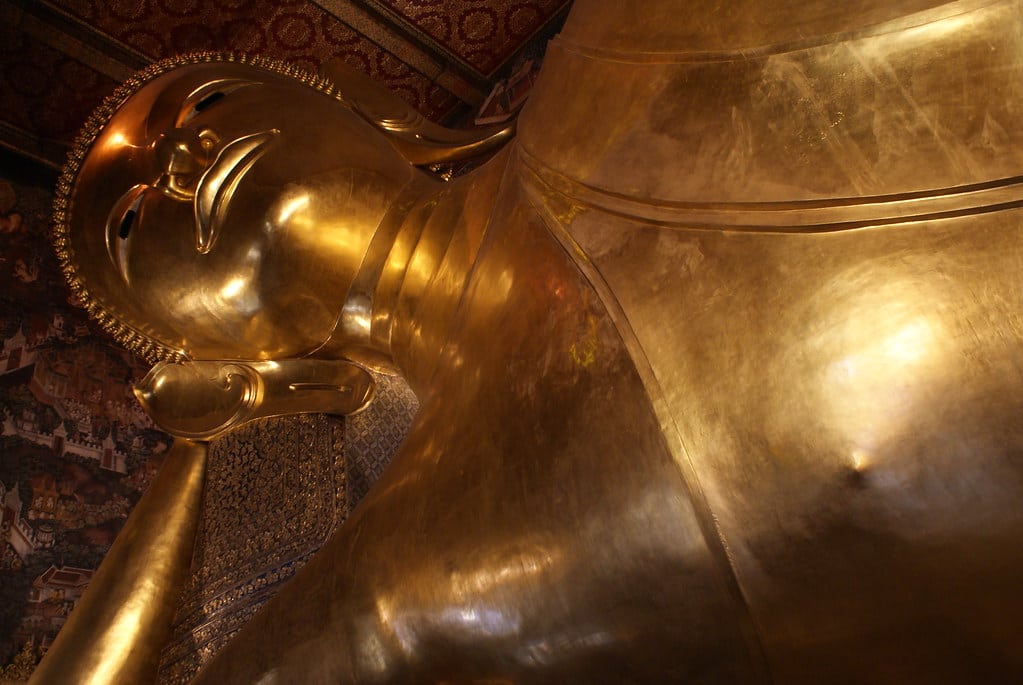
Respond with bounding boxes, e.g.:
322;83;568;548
32;0;1023;682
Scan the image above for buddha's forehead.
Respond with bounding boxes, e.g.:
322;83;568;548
109;62;298;142
60;62;293;355
73;61;320;227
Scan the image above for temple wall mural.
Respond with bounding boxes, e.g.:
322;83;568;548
0;173;172;678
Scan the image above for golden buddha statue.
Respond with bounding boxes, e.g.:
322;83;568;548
32;0;1023;682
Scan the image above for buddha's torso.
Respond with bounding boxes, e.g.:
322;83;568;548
510;0;1023;678
189;1;1023;682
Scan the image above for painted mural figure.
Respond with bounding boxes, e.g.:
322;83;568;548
35;0;1023;682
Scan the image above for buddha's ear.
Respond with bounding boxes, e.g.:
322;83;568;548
134;359;375;440
320;58;515;166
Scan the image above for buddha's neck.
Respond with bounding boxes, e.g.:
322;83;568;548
387;149;511;395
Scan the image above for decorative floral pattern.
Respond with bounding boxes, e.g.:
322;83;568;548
158;378;418;684
157;414;347;684
378;0;568;74
346;373;420;505
0;27;118;144
46;0;459;119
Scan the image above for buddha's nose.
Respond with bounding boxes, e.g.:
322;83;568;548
152;128;216;200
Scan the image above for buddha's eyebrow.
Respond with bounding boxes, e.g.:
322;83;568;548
177;79;261;126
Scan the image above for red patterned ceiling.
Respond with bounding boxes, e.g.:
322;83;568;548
45;0;459;119
370;0;567;74
0;0;570;167
0;23;118;144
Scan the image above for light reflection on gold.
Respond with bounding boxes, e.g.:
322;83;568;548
270;192;309;226
880;319;933;365
102;130;131;151
218;275;247;300
850;448;870;472
450;549;559;597
356;625;392;678
821;299;946;465
895;10;976;45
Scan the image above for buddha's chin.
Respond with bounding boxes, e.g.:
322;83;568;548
196;305;343;361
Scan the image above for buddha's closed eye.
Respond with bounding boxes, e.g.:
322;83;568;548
178;78;260;126
106;185;147;284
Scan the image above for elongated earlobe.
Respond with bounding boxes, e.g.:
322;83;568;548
134;359;375;440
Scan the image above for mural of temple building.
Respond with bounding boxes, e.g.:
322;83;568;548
0;482;51;571
2;409;127;475
0;327;37;376
14;565;94;658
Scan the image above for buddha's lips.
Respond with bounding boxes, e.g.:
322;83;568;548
194;129;278;254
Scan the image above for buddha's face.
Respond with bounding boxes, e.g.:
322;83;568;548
66;61;416;361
